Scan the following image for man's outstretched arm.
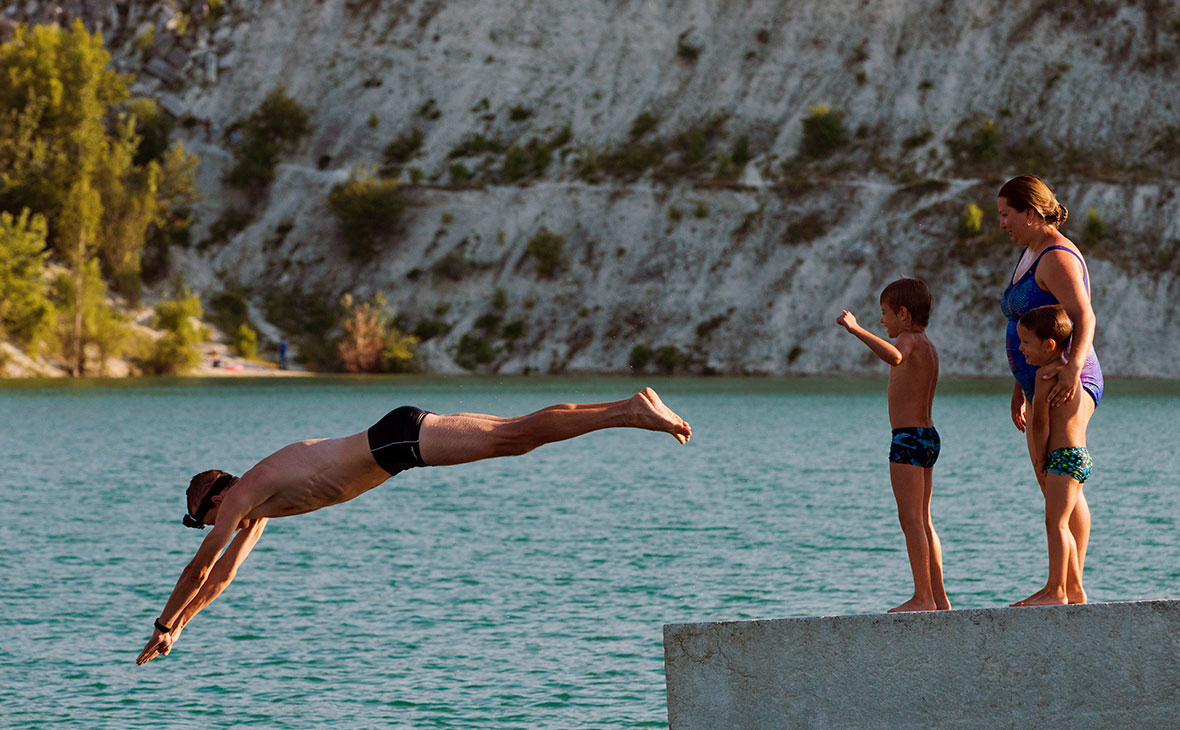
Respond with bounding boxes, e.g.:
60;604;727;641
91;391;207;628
136;518;269;665
136;490;260;665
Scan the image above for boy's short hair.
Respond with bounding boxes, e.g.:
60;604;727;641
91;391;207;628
880;277;932;326
1018;304;1072;349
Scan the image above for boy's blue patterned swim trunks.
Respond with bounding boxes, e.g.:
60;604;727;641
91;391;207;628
889;427;941;468
1045;446;1093;483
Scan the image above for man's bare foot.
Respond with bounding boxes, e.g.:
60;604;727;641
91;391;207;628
888;597;938;613
1011;589;1067;607
633;388;691;444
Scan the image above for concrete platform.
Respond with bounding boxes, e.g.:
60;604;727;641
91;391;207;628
664;600;1180;729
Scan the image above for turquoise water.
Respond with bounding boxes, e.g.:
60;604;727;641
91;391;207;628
2;376;1178;729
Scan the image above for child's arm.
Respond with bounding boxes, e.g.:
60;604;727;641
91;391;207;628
836;310;905;366
1026;369;1053;474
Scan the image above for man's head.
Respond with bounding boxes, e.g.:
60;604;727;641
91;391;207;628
879;277;932;335
1017;304;1072;366
184;470;237;528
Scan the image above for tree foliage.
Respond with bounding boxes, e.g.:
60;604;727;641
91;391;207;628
0;210;54;347
0;21;200;372
143;288;207;374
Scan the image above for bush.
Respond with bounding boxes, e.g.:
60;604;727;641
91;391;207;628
233;322;259;360
1082;207;1106;247
731;134;752;165
971;120;1001;163
800;106;847;159
654;345;688;374
630;113;659;139
958;203;984;238
455;333;495;370
508;105;533;122
526;229;565;277
446;162;471;185
144;288;206;374
336;293;418;373
628;344;652;370
223;87;311;193
431;251;470;280
785;211;827;244
382;128;424;170
328;166;406;258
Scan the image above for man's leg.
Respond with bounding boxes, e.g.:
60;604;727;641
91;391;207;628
418;387;690;466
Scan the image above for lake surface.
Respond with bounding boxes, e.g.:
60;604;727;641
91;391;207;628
2;376;1178;729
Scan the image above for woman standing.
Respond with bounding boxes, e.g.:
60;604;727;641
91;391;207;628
997;175;1103;606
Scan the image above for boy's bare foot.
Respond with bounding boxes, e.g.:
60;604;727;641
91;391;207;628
935;600;952;611
1067;587;1087;604
632;388;692;444
888;597;938;613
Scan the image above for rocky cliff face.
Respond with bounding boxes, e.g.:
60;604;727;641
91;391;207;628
31;0;1180;375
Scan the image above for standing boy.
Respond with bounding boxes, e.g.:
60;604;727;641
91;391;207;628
1011;304;1094;606
836;277;949;612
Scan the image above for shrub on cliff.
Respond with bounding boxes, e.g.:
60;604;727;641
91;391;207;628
526;229;565;277
328;166;406;259
224;86;311;194
800;106;847;159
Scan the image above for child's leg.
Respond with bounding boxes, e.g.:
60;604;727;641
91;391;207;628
419;388;691;465
1066;490;1090;603
1013;473;1081;606
922;467;950;610
889;463;937;612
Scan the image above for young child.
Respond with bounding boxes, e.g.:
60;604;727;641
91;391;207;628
836;277;948;612
1011;304;1094;607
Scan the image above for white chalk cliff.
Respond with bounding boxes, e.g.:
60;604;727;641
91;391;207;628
62;0;1180;375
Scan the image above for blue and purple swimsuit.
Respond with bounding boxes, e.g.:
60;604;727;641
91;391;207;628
1000;244;1104;406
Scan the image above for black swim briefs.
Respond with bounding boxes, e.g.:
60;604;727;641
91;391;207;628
367;406;431;475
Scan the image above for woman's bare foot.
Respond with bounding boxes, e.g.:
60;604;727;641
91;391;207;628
1067;586;1087;604
888;597;938;613
632;388;692;443
1011;588;1067;607
935;600;952;611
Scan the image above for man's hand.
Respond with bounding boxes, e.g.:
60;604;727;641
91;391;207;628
137;626;178;665
836;310;858;332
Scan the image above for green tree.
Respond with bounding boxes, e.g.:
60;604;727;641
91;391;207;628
50;258;132;375
0;209;54;348
233;322;259;360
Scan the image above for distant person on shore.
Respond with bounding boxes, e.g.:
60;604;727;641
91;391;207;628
278;337;288;370
136;388;691;665
1010;305;1094;607
997;175;1101;605
210;350;221;368
837;277;948;613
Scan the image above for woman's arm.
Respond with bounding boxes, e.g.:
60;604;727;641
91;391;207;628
1011;380;1026;432
1038;248;1096;405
